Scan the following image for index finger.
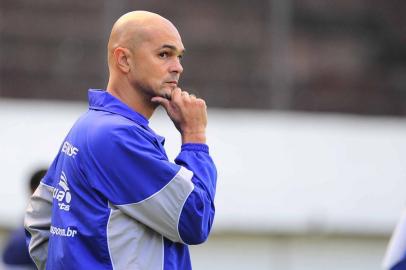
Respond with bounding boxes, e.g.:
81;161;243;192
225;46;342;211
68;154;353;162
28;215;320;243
171;87;183;102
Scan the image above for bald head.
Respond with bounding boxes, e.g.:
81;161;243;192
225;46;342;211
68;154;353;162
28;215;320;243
107;11;180;66
106;10;185;112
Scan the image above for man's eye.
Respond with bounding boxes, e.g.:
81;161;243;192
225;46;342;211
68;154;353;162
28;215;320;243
159;52;169;58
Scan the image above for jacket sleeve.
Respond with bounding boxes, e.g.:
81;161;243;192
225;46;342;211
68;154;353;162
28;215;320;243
88;126;217;244
24;182;53;270
175;143;217;244
382;208;406;270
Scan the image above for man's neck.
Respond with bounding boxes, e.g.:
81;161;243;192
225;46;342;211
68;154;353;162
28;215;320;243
106;82;156;119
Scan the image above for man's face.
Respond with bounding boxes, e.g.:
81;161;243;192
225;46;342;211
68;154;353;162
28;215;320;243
128;26;185;99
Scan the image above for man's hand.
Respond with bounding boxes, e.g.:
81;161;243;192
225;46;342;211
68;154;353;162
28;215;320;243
151;88;207;144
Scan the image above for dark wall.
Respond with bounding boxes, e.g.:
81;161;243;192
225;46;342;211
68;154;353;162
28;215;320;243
1;0;406;115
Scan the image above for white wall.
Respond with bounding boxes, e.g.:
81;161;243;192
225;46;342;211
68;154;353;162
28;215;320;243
1;98;405;232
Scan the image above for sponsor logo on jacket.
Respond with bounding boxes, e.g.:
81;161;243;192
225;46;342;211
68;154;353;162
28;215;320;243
50;225;77;238
61;141;79;158
53;171;72;211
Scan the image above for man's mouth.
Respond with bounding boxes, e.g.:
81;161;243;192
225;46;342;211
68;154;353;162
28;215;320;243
166;81;178;86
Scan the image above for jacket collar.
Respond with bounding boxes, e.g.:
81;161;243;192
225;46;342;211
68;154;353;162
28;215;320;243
88;89;149;128
87;89;166;145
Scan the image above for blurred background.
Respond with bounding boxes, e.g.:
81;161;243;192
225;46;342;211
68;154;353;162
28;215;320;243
1;0;406;269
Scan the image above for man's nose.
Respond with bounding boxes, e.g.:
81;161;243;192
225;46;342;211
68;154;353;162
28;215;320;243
169;58;183;74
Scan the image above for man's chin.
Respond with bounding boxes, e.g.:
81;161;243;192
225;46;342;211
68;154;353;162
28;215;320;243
162;92;172;100
159;87;174;100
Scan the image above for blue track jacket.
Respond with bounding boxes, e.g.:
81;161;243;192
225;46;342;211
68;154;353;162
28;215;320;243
24;89;217;270
383;209;406;270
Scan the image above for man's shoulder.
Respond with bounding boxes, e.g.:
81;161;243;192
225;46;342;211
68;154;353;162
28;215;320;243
82;110;155;147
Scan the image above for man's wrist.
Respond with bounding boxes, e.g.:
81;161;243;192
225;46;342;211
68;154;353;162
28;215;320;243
181;132;206;144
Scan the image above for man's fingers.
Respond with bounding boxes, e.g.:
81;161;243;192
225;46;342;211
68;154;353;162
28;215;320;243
172;88;196;103
171;88;182;101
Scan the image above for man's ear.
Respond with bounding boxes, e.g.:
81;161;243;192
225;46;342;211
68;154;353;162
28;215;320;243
114;47;131;73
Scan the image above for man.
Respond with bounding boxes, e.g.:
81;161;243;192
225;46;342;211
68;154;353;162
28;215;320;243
383;209;406;270
24;11;217;270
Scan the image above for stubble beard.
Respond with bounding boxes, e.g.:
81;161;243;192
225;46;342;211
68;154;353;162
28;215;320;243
157;83;175;100
134;77;173;102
